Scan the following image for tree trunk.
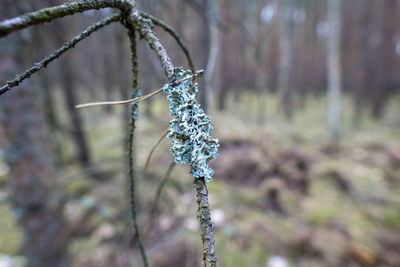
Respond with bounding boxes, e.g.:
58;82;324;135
52;19;91;166
371;0;396;119
277;0;294;120
0;52;70;267
352;0;371;128
326;0;342;139
218;0;232;111
204;0;219;113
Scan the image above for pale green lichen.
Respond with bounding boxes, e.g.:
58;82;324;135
163;68;219;182
131;89;141;120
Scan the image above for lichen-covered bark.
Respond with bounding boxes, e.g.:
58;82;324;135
128;8;174;79
142;12;194;72
195;178;217;267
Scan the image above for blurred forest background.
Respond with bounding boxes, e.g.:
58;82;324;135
0;0;400;266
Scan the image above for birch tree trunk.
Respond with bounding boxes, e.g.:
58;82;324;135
326;0;342;139
277;0;294;119
51;18;91;166
204;0;219;113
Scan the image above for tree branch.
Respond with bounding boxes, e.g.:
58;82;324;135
0;0;175;80
126;8;175;79
0;2;218;266
126;26;149;267
0;13;121;96
0;0;125;37
195;178;217;267
141;12;195;72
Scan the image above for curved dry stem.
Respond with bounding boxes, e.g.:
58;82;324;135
0;13;121;95
141;12;195;72
188;75;199;93
145;128;169;169
75;88;163;109
75;72;203;109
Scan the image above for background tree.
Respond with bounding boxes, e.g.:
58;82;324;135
326;0;342;139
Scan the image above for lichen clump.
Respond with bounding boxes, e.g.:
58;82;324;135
163;69;219;182
131;89;141;120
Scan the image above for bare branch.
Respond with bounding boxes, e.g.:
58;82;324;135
0;0;125;37
127;8;175;79
141;12;195;72
0;13;121;96
194;178;217;267
125;26;149;267
0;0;176;84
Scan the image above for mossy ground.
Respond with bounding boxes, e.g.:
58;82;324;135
0;90;399;266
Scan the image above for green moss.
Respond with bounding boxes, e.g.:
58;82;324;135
237;189;258;206
382;209;400;230
0;203;22;254
219;246;254;267
64;179;92;198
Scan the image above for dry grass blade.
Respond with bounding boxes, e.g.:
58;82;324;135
75;88;163;109
145;128;169;169
75;72;203;109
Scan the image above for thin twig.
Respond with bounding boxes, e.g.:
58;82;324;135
0;0;175;81
188;75;198;93
76;71;204;109
75;88;163;109
141;12;195;72
145;128;169;169
0;0;125;37
0;13;121;96
194;178;217;267
171;69;204;86
126;27;149;267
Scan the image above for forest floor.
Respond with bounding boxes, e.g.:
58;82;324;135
0;92;399;267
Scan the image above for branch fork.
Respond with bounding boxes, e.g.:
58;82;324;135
0;1;216;266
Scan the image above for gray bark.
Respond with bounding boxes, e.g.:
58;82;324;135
204;0;219;112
